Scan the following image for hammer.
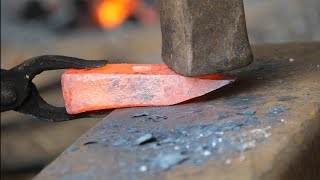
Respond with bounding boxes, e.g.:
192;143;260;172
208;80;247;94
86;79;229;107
160;0;253;76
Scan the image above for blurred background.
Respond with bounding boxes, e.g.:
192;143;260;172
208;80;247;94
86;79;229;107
1;0;320;179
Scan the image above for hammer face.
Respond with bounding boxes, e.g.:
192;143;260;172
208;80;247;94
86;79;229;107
160;0;253;76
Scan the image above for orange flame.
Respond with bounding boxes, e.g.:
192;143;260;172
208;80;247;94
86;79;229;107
95;0;138;30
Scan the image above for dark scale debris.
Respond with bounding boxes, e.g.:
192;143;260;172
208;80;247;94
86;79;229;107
132;112;150;118
266;107;288;114
83;141;98;145
83;137;107;146
155;115;168;119
237;109;256;116
104;115;273;174
146;115;168;122
135;133;156;145
95;106;278;176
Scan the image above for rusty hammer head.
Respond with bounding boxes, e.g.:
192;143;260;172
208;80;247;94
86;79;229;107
160;0;253;76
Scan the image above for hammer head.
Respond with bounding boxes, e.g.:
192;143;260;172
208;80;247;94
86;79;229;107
160;0;253;76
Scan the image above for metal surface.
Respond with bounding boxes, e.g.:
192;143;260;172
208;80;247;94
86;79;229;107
160;0;253;76
36;43;320;180
0;55;108;121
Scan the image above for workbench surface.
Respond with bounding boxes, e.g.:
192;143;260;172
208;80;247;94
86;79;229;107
36;42;320;180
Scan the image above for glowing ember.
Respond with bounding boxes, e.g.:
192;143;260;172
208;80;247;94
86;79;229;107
95;0;138;30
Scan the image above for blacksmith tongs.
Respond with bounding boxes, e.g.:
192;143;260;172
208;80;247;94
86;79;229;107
1;55;108;121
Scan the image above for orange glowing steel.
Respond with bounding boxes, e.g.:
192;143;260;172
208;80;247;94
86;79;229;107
62;64;233;114
96;0;137;29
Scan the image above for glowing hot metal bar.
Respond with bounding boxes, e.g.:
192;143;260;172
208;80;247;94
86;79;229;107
62;64;234;114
